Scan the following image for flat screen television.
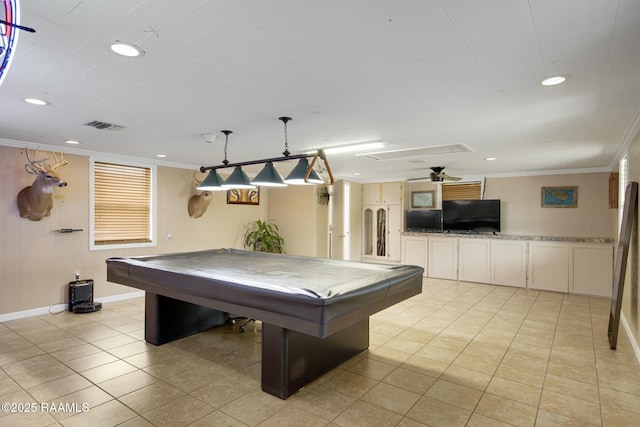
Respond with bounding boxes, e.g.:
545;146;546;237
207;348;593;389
406;209;442;231
442;200;500;233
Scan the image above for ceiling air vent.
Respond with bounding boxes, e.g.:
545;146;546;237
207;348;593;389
356;143;473;161
83;120;125;131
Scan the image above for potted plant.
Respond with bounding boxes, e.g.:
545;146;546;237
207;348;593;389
243;219;285;253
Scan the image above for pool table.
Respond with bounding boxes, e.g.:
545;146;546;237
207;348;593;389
106;248;423;398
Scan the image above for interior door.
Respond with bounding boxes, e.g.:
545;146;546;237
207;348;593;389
330;180;349;260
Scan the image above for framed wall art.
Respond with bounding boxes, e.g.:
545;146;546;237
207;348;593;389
541;186;577;208
227;188;260;205
411;191;435;209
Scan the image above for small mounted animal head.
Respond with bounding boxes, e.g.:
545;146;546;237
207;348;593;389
17;148;68;221
188;171;213;218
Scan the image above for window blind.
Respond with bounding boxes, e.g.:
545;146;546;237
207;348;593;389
94;161;152;245
442;182;482;200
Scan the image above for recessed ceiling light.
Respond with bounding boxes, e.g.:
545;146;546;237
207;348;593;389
110;41;145;58
541;75;568;86
24;98;50;106
485;157;496;161
65;139;81;145
156;154;167;158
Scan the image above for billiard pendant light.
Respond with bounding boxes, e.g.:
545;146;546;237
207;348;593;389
284;158;324;185
197;170;226;191
251;162;287;187
223;166;255;189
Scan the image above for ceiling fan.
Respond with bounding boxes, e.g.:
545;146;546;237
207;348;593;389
408;166;463;182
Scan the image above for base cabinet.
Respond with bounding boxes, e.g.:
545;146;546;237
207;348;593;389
458;238;491;283
490;240;527;288
402;236;428;273
428;237;458;280
400;234;612;297
528;242;569;292
571;244;613;297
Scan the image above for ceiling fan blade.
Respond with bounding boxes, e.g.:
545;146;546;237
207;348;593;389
441;173;462;181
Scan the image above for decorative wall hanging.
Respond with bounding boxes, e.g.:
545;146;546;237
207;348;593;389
227;188;260;205
541;186;577;208
17;148;68;221
411;191;435;208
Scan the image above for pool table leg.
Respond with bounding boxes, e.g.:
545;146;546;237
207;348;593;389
145;292;228;345
261;318;369;399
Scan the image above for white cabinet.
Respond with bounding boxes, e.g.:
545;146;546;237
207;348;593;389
458;238;491;283
362;182;403;262
363;204;402;262
402;235;428;273
528;241;570;292
491;240;527;288
571;243;613;297
363;182;403;205
428;237;458;280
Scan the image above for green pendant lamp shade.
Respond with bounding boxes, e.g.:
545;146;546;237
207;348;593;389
284;158;324;185
251;162;287;187
197;170;226;191
223;166;256;189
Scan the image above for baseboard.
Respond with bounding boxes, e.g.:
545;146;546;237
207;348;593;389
620;312;640;364
0;291;145;323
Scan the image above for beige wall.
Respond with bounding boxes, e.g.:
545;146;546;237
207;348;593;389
0;146;268;315
268;185;329;257
406;173;615;238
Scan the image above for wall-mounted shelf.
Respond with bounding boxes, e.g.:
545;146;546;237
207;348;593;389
58;228;83;233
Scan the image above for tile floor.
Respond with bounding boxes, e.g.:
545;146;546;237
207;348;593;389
1;278;640;426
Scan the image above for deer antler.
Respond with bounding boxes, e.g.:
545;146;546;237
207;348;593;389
49;152;68;170
193;170;203;184
25;148;51;172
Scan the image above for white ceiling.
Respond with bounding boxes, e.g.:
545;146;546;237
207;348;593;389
2;0;640;182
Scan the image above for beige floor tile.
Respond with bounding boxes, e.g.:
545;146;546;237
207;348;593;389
539;389;601;425
543;373;599;402
440;364;492;391
143;394;214;426
334;400;403;427
48;385;114;421
119;382;185;413
494;362;545;388
466;413;515;426
97;369;159;397
219;391;288;426
26;373;92;402
63;351;119;372
322;370;378;398
598;385;640;415
426;379;483;410
535;409;599;426
79;359;138;383
381;367;436;394
406;395;471;427
345;357;397;381
61;398;136;427
49;343;102;362
259;405;328;427
452;353;500;376
475;393;537;427
601;404;640;427
190;377;255;409
292;385;356;421
361;382;421;415
486;377;541;407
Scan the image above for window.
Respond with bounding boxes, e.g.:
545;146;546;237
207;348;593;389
441;182;482;200
90;159;156;250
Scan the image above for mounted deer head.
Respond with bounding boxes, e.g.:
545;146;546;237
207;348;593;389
188;171;212;218
17;148;69;221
